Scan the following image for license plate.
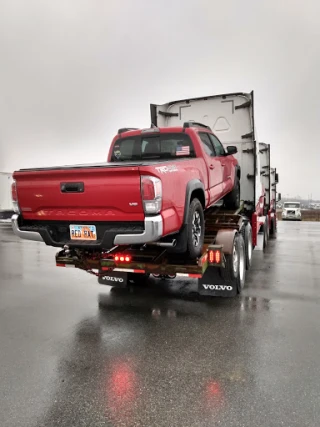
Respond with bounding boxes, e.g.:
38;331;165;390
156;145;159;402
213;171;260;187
70;225;97;241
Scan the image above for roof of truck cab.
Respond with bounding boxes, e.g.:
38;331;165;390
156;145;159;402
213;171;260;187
116;126;208;138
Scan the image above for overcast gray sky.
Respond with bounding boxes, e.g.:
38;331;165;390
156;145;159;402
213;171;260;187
0;0;319;198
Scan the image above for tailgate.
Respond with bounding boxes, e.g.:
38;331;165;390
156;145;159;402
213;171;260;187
14;166;144;222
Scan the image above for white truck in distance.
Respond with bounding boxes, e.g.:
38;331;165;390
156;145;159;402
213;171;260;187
282;202;301;221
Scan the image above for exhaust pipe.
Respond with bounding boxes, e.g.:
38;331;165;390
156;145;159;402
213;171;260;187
149;239;177;248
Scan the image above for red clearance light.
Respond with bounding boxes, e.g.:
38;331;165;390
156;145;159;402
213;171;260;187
209;250;214;263
114;254;131;263
215;250;221;264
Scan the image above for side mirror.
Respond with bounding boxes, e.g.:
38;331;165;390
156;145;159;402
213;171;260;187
226;146;237;155
275;173;279;183
277;193;281;202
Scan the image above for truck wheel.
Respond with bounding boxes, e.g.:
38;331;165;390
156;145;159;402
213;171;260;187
263;217;268;249
236;235;246;293
221;234;245;293
241;223;253;270
269;218;276;237
186;198;205;259
224;177;240;210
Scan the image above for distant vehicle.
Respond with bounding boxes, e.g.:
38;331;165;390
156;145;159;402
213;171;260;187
282;202;301;221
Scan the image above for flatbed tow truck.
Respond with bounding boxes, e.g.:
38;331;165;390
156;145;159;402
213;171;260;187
55;91;280;297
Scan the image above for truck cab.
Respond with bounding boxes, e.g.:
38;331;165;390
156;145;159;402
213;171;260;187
282;202;301;221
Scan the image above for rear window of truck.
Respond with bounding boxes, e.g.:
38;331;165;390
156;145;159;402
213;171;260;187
111;133;195;162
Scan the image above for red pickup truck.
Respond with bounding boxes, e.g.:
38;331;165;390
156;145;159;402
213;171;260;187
11;122;240;258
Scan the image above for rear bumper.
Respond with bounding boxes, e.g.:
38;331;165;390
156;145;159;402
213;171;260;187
114;215;163;245
12;214;44;242
11;214;163;248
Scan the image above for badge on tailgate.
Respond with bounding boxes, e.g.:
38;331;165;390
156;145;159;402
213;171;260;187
70;225;97;240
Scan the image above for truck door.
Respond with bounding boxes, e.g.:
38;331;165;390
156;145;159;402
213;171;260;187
198;132;223;204
209;133;233;194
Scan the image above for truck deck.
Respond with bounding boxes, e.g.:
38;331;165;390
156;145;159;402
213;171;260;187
55;205;245;279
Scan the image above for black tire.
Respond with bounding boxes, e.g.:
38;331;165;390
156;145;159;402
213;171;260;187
263;217;268;249
224;177;240;210
186;198;205;259
221;234;246;293
269;217;276;237
241;223;253;270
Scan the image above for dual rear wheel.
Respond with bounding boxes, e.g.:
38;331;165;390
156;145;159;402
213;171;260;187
220;222;253;294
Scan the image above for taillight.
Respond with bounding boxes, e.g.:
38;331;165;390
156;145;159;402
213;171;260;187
141;175;162;214
208;249;222;265
11;180;20;213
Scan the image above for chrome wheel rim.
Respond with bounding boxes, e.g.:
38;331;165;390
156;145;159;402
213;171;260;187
239;245;245;282
192;211;201;247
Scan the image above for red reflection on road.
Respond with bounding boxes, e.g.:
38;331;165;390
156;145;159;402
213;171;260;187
105;360;138;424
110;362;136;400
203;380;225;412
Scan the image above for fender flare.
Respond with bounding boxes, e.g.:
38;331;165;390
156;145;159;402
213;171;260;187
215;229;238;254
183;179;206;225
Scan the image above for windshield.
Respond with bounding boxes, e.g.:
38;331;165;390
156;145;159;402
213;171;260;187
111;133;195;162
284;203;300;208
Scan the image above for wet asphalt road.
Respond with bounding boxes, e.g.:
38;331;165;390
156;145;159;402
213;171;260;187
1;222;320;427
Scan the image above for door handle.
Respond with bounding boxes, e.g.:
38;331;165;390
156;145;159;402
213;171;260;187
221;163;226;167
209;164;215;170
61;182;84;193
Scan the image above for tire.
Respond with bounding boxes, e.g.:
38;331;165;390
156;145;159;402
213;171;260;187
269;217;276;237
224;177;240;210
241;223;253;270
263;217;268;249
186;198;205;259
236;235;246;293
221;234;246;293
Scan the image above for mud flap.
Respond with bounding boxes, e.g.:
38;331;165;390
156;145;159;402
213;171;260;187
98;271;128;287
198;267;237;297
